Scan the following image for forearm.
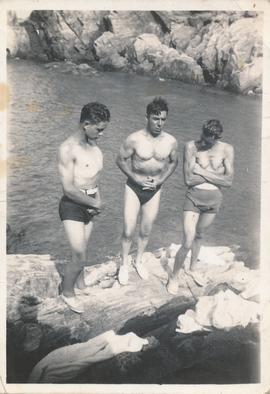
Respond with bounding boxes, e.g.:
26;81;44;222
185;174;207;187
158;161;178;185
116;157;135;181
200;169;233;187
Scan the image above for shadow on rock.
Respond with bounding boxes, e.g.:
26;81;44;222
7;295;73;383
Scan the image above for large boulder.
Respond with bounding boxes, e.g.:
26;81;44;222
23;10;109;62
170;23;197;52
133;34;204;84
93;31;131;70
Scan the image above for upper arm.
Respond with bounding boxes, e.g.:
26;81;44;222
224;144;234;179
57;143;74;190
183;142;196;180
117;135;135;161
169;139;179;163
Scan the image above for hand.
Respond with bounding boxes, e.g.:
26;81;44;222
142;178;158;190
193;163;203;175
87;207;102;216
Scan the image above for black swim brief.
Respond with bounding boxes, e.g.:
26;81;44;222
126;178;161;205
183;186;223;214
59;195;98;224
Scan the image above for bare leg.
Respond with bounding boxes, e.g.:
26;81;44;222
62;220;88;297
76;221;94;289
118;185;140;284
190;212;216;271
173;211;200;276
135;189;161;279
167;211;199;294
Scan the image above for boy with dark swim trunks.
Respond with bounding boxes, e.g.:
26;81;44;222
167;119;234;295
58;102;110;313
116;97;178;285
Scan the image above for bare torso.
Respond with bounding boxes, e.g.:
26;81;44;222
62;134;103;189
130;129;176;183
193;140;226;190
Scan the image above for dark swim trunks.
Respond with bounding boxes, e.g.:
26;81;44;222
59;194;98;224
127;178;161;205
183;186;223;214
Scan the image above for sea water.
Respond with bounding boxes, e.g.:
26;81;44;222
7;60;261;267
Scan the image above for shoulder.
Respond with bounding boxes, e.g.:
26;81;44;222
184;140;196;151
219;141;234;154
58;136;77;161
162;131;178;145
124;130;144;145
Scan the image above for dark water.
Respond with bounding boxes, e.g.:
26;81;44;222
7;60;261;266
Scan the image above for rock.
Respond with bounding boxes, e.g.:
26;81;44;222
105;11;163;38
7;25;31;58
77;63;91;71
7;246;260;383
7;10;263;94
170;23;197;52
93;31;131;70
133;33;204;84
23;10;109;62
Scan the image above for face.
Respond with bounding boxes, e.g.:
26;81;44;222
82;120;108;141
200;129;222;148
146;111;167;137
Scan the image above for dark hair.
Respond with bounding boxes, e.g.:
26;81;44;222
146;97;168;117
202;119;223;136
80;102;110;124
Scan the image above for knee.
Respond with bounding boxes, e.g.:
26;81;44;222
195;230;204;240
72;249;86;266
139;224;152;239
122;227;134;241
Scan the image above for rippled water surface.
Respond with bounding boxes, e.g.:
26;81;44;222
7;60;261;266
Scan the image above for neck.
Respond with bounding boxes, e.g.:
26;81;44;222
196;139;216;151
79;130;97;146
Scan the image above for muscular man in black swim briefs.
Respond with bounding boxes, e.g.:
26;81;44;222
167;119;234;295
116;97;178;285
58;102;110;313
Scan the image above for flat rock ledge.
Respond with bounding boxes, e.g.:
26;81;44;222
7;246;259;384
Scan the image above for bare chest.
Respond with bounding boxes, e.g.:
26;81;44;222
196;147;225;171
135;138;171;161
73;145;103;174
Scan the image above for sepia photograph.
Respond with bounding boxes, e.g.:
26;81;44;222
1;0;270;392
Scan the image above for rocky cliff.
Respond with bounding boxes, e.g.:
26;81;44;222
7;246;260;383
7;10;262;94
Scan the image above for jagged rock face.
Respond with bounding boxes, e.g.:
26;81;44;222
132;34;204;84
104;11;164;37
22;10;109;62
7;10;262;93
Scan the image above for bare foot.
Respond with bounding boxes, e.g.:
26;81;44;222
118;265;129;285
166;277;179;295
185;269;209;287
135;262;149;280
